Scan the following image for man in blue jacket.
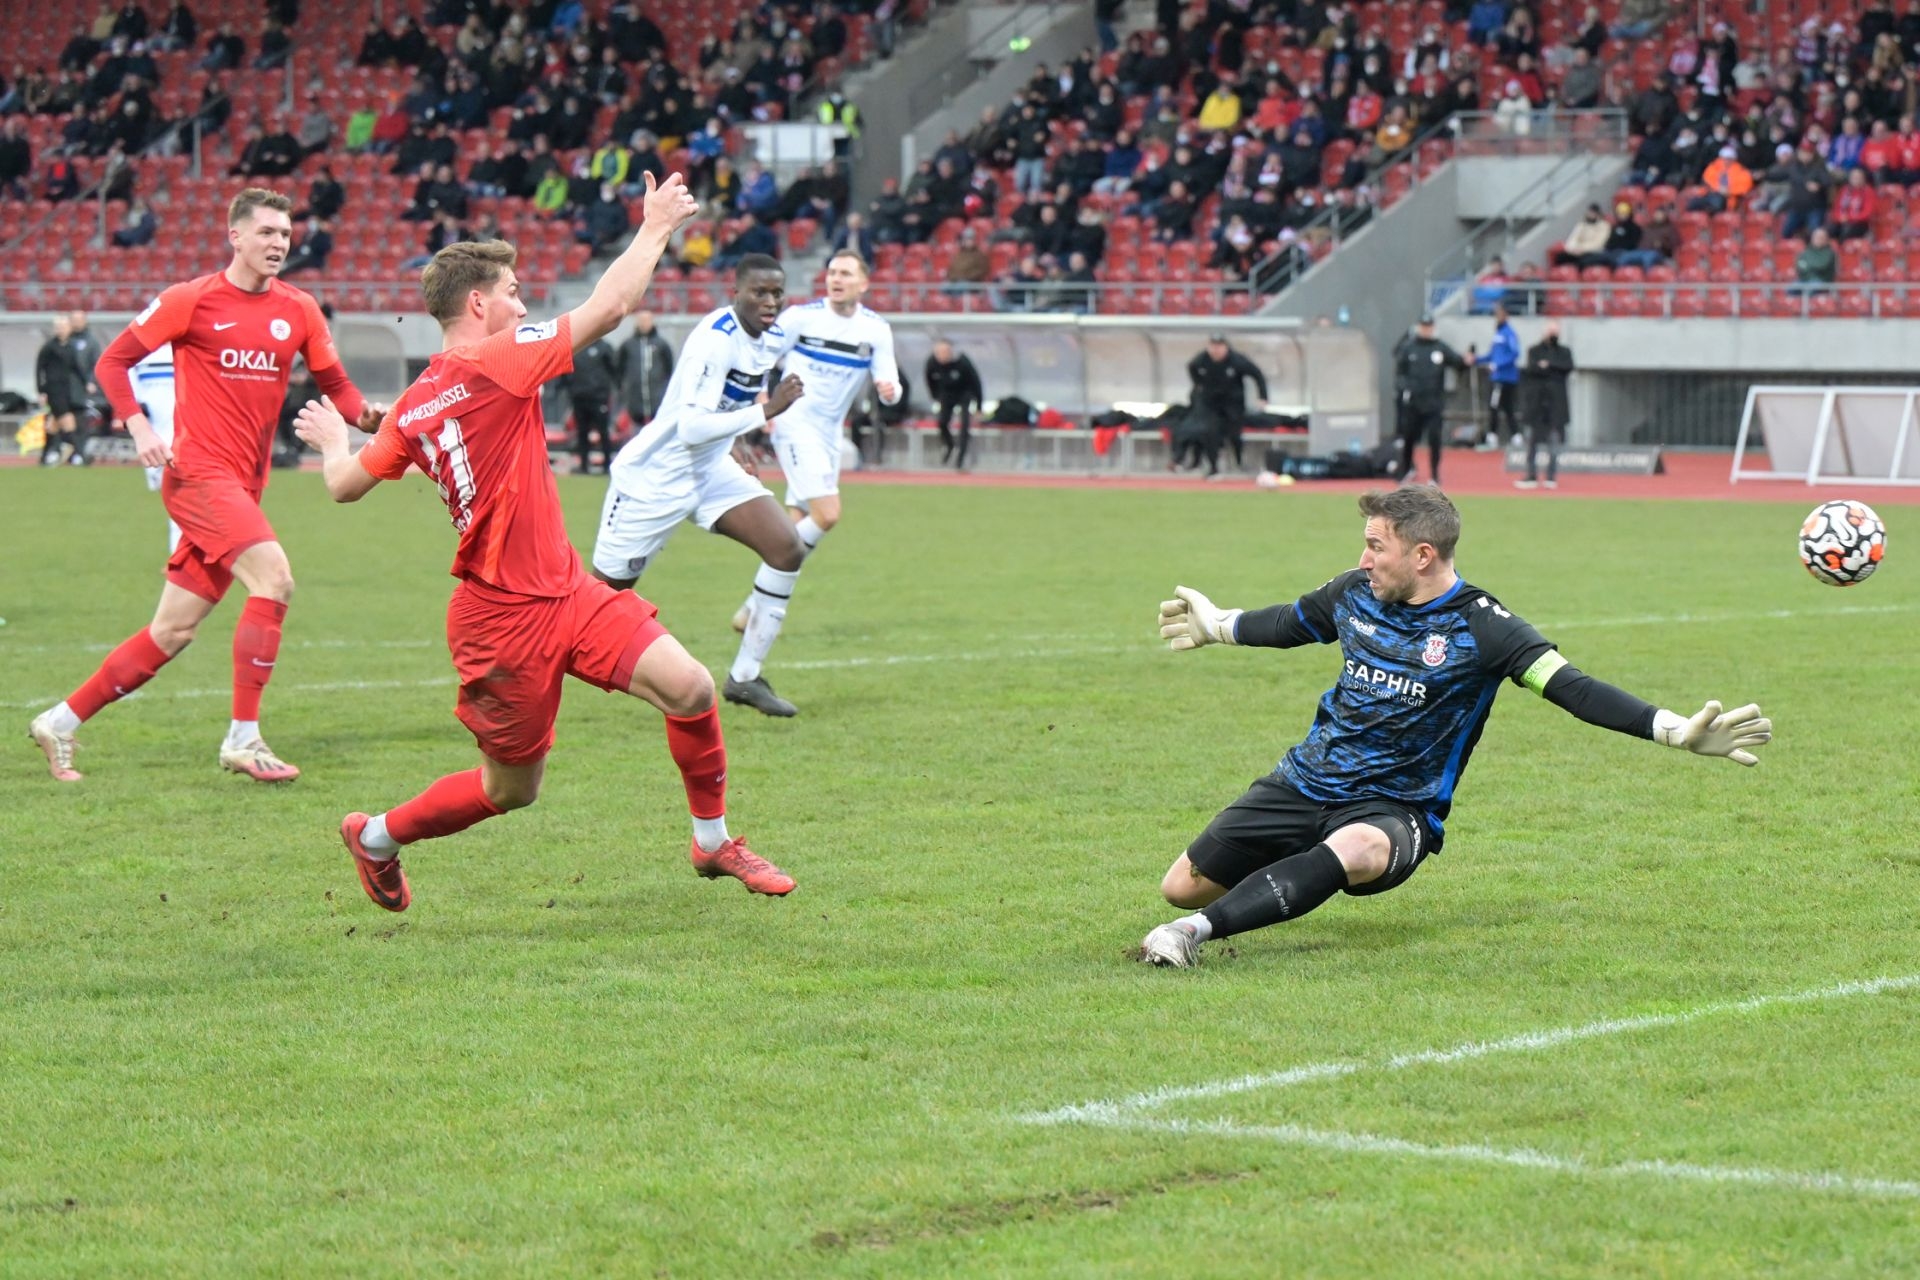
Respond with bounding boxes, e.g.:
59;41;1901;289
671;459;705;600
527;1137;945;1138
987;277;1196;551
1472;303;1522;450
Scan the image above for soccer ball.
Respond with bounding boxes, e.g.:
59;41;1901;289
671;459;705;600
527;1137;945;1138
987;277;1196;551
1798;499;1886;586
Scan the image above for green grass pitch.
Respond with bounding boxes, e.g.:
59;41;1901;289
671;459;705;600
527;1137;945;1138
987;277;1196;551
2;467;1917;1277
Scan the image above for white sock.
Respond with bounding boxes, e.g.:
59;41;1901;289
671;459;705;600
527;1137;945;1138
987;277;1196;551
225;719;260;750
359;813;399;857
45;702;82;735
728;564;798;683
1179;913;1214;942
693;816;730;852
794;515;826;554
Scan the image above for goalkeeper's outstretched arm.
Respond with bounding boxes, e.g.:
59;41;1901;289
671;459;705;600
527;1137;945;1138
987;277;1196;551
1523;651;1773;767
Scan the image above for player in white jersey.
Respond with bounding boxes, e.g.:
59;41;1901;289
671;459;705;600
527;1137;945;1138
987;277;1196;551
728;251;900;653
133;343;182;551
589;255;812;718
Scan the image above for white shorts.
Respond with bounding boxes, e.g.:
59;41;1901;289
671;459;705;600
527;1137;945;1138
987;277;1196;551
590;454;772;580
775;426;845;507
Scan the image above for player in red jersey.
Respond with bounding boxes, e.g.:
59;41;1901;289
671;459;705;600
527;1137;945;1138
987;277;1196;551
26;187;381;784
292;172;795;911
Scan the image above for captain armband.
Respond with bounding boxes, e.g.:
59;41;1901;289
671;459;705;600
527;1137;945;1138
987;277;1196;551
1519;650;1569;697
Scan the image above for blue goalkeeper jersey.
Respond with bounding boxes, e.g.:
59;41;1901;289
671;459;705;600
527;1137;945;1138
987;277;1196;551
1240;569;1556;835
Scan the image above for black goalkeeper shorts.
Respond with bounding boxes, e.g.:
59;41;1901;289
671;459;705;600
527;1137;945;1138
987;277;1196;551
1186;774;1441;898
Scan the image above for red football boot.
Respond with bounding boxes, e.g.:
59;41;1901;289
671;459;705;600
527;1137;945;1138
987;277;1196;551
689;836;795;896
341;812;411;912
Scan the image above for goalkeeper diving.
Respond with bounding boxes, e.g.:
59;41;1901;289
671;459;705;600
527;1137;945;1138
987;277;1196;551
1139;485;1772;967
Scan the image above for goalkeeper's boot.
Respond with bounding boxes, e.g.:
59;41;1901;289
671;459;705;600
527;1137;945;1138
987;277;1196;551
1139;921;1201;968
724;675;797;717
27;710;82;782
220;738;301;782
341;812;411;912
691;836;795;895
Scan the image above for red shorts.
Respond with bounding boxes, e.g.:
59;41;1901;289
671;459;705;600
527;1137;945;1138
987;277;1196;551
446;575;668;765
161;472;276;602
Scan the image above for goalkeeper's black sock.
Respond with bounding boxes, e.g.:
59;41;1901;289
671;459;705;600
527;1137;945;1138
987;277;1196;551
1200;844;1347;939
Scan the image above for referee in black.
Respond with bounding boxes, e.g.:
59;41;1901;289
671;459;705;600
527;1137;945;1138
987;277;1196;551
1393;314;1468;486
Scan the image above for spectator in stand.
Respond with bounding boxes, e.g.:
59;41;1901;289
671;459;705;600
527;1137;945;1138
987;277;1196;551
703;156;741;218
1153;179;1195;242
1609;205;1675;269
944;226;989;295
1093;130;1141;195
711;215;777;269
42;155;80;201
1494;79;1533;135
296;94;333;159
1752;143;1797;211
200;21;243;71
1011;104;1051;198
1687;146;1753;213
0;118;30;198
1368;104;1415;169
735;162;779;219
832;210;875;260
1600;201;1647;266
1199;75;1242;132
1468;0;1508;46
1613;0;1670;41
252;17;292;71
402;207;468;269
1895;115;1920;184
281;215;333;274
1794;227;1838;292
1859;118;1902;183
295;163;344;221
1560;47;1604;110
1831;169;1877;241
154;1;196;51
1780;142;1833;239
110;196;157;247
1553;204;1613;268
1828;116;1867;172
578;181;631;254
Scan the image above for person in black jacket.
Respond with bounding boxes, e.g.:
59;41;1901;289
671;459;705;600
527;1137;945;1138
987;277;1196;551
566;335;619;475
1392;314;1468;487
1517;322;1574;490
1186;333;1268;475
34;316;81;465
924;338;983;470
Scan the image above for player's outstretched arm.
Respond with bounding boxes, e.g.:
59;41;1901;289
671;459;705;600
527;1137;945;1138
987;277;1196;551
568;171;700;351
294;395;383;503
1652;700;1772;767
1158;586;1243;650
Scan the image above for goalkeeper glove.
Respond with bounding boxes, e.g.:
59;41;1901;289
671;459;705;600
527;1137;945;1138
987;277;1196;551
1158;586;1242;651
1653;700;1772;767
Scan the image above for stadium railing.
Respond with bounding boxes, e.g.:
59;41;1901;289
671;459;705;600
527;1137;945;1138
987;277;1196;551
1506;280;1920;321
1448;109;1631;158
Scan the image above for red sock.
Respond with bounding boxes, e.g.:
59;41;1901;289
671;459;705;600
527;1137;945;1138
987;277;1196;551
67;628;172;722
231;596;288;721
665;708;728;820
385;767;503;845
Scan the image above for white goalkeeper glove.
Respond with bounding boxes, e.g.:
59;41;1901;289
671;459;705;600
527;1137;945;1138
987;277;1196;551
1158;585;1242;651
1653;700;1772;767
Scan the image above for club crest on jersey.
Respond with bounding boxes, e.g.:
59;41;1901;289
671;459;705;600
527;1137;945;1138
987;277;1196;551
269;318;292;341
1421;634;1449;667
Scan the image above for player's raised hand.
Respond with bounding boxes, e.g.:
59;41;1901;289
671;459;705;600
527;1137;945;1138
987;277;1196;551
875;380;902;404
640;170;700;232
1158;585;1242;651
765;373;805;418
125;412;172;469
1659;700;1773;766
356;402;388;432
293;395;350;454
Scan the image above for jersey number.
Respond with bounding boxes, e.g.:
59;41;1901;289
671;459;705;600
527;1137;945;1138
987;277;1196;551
419;418;476;532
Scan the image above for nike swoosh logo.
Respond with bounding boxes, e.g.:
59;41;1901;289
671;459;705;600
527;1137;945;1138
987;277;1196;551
213;322;237;331
249;658;276;668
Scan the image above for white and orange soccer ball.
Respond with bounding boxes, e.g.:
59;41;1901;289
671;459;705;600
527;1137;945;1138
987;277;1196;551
1798;499;1886;586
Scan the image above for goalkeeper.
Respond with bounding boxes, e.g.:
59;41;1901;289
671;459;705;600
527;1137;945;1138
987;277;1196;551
1139;486;1772;967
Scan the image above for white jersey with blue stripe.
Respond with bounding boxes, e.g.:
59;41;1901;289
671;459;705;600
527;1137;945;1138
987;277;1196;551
609;306;786;489
133;343;176;443
771;300;898;438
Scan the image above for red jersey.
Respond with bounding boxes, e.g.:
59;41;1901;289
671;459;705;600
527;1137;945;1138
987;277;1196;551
359;315;583;598
99;272;363;487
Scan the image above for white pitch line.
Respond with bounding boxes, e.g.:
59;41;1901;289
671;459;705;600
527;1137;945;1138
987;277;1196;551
1098;1117;1920;1201
0;645;1146;710
1021;972;1920;1126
